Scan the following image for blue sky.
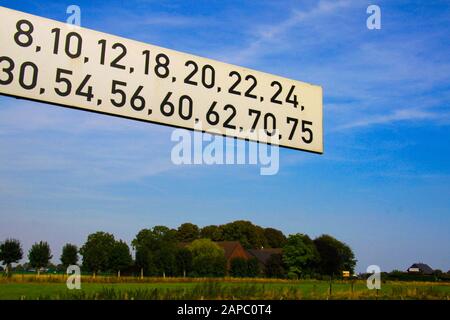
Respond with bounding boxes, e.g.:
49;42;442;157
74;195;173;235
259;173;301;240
0;0;449;273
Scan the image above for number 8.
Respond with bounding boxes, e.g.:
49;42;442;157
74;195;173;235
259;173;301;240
14;20;34;47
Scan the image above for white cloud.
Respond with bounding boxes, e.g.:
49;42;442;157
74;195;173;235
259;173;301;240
336;108;450;130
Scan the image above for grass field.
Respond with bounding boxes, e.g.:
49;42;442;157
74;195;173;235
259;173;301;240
1;275;449;300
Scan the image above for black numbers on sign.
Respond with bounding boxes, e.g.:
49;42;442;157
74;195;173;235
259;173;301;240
111;80;127;107
248;109;261;131
179;95;193;120
206;102;220;125
55;69;72;96
244;75;257;99
0;57;38;90
111;43;127;69
223;105;237;129
160;92;175;116
286;117;313;143
98;40;127;69
228;71;241;95
131;86;146;111
286;85;299;108
142;50;151;75
271;82;299;108
286;117;298;140
202;65;215;89
301;120;313;144
51;28;82;58
248;109;277;136
54;68;93;101
270;81;283;104
264;113;276;136
206;102;237;129
184;61;198;85
51;28;61;54
160;92;192;120
98;39;107;65
0;57;15;85
228;71;258;99
75;74;94;101
14;20;34;47
184;61;215;89
65;32;82;58
110;81;146;110
155;54;170;78
18;62;38;90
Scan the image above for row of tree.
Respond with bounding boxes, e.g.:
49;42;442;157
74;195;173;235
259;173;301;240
0;221;356;278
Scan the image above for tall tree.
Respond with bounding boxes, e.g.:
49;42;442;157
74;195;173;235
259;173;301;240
28;241;52;275
79;232;115;275
282;234;319;278
265;253;286;278
175;247;193;277
247;258;260;277
200;225;224;241
60;243;78;268
188;239;226;277
109;240;132;276
221;220;267;249
0;238;23;275
264;228;287;248
176;223;200;242
132;226;178;277
230;258;247;277
314;235;356;275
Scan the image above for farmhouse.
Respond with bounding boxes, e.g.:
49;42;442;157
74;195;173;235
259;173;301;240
180;240;283;272
407;263;434;275
247;248;283;271
215;241;252;269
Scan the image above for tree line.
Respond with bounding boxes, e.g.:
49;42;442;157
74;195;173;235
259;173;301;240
0;220;356;279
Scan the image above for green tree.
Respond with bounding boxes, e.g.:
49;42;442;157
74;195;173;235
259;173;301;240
200;225;224;241
221;220;267;249
230;257;248;277
188;239;226;277
28;241;52;275
60;243;78;268
265;253;286;278
282;234;319;278
79;232;115;275
109;240;132;276
230;257;260;277
176;223;200;242
0;238;23;275
175;247;193;277
264;228;287;248
132;226;178;277
313;234;356;275
247;257;260;277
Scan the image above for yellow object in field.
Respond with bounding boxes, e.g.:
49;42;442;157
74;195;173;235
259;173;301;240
342;271;350;278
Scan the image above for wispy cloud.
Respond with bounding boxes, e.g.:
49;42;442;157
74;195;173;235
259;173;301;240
336;108;450;130
225;0;352;65
140;14;213;27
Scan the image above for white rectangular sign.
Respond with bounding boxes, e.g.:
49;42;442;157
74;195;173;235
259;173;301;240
0;7;323;153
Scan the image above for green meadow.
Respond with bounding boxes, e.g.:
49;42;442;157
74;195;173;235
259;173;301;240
1;275;449;300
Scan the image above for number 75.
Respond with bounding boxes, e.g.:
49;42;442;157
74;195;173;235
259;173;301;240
286;117;313;144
